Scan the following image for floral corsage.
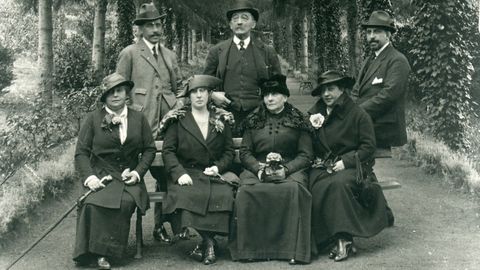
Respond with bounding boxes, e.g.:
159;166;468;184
309;113;325;129
209;107;235;133
101;114;122;132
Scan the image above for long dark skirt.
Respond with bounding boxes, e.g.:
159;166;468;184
229;171;312;263
73;192;136;261
309;168;389;245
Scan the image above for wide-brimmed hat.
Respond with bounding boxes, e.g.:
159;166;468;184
100;73;134;102
311;70;355;96
362;10;396;33
260;74;290;97
133;3;166;25
184;75;222;97
226;0;259;21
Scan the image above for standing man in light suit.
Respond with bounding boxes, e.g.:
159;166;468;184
203;0;282;136
351;10;411;227
116;3;185;243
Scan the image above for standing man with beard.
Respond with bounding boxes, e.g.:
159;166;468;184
351;10;411;227
203;0;282;136
116;3;184;243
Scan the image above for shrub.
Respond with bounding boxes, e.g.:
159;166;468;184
0;44;15;93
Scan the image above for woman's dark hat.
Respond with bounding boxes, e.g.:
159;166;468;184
226;0;260;21
100;73;134;102
311;70;355;96
259;74;290;97
361;10;396;33
184;75;222;97
133;3;166;25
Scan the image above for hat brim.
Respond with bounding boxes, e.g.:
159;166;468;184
133;14;167;25
100;81;134;102
227;8;259;21
311;77;355;96
361;23;396;33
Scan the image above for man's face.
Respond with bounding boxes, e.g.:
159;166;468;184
139;19;163;44
229;11;256;38
366;27;391;51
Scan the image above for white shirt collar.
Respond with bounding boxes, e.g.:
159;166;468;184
105;105;128;118
143;37;157;54
233;35;251;50
375;42;390;58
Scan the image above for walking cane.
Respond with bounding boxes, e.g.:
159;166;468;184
5;175;113;270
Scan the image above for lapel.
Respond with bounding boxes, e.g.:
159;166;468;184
218;38;233;79
138;39;164;77
124;108;135;145
309;101;331;155
179;112;209;149
100;108;121;144
359;44;393;90
205;119;220;145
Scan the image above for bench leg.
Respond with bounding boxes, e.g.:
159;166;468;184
134;208;143;259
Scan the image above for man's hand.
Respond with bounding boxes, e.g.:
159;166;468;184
332;160;345;172
86;176;105;191
178;174;193;186
211;92;231;108
203;166;219;176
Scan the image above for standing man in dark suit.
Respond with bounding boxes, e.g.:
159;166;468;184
351;11;411;226
116;3;184;243
203;0;282;136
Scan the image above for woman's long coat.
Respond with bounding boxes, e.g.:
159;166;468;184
162;111;236;216
74;108;156;214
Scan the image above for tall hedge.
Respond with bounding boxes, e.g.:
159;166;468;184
410;0;478;150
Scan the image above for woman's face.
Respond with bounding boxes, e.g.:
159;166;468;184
263;92;287;114
105;85;128;111
321;84;344;107
190;87;210;109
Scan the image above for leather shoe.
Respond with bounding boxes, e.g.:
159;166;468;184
386;206;395;227
328;245;338;259
178;227;190;240
189;243;204;262
203;240;216;265
97;257;111;270
153;226;172;244
334;239;355;262
288;258;297;265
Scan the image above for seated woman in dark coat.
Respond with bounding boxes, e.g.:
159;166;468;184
73;73;156;269
161;75;238;265
229;74;313;264
308;70;389;262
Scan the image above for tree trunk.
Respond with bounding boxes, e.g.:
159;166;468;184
38;0;53;102
206;27;211;44
346;0;358;76
301;12;309;74
92;0;108;83
188;26;192;61
191;28;196;58
182;22;188;63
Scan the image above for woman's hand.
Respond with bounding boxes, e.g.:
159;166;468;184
203;166;219;176
86;176;105;191
264;166;286;181
332;160;345;172
178;174;193;186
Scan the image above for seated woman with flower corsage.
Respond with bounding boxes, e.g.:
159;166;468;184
161;75;238;265
229;74;313;265
73;73;156;269
307;70;390;262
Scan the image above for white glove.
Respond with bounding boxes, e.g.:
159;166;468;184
203;166;219;176
177;174;193;186
85;175;105;191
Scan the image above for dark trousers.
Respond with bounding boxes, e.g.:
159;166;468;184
150;166;169;229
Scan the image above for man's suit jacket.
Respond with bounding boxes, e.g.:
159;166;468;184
351;44;411;148
75;108;156;214
116;39;184;137
203;37;281;111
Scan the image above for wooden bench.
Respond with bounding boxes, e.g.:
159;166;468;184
134;138;401;258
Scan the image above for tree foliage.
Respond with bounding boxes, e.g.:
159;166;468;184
0;45;15;93
410;0;478;150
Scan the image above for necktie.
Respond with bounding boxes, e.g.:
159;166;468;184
152;45;158;61
239;40;245;51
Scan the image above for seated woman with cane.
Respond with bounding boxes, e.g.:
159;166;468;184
73;73;156;269
229;74;313;264
308;70;389;262
161;75;238;265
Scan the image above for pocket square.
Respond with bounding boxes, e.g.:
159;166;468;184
372;77;383;85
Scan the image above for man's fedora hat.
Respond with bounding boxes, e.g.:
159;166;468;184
100;73;134;102
362;10;396;33
184;75;222;97
226;0;260;21
133;3;166;25
259;74;290;97
311;70;355;96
